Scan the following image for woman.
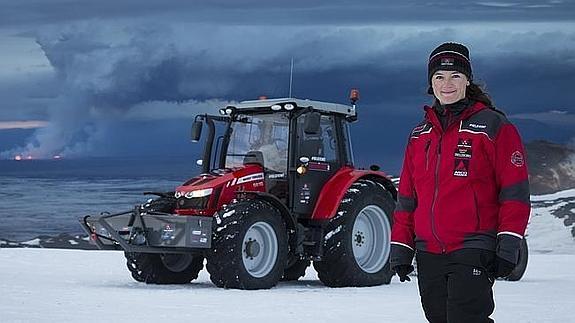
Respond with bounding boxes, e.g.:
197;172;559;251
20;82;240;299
390;42;530;323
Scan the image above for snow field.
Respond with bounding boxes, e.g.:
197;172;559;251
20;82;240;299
1;248;574;323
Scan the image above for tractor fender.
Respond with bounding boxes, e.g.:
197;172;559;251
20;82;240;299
238;191;298;250
311;167;397;220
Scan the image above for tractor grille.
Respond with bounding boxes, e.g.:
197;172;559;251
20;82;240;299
176;196;210;210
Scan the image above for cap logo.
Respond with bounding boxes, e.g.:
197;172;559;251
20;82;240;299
441;58;454;66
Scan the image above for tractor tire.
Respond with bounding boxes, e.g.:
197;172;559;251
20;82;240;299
125;252;204;284
207;200;288;290
505;238;529;281
314;179;395;287
281;259;311;281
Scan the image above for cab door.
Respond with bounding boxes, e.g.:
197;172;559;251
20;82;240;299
291;113;341;217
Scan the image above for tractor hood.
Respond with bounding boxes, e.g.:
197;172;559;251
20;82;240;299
174;163;265;216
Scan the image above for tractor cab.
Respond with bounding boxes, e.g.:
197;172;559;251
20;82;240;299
189;97;357;216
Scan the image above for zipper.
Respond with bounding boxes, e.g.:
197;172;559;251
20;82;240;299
425;140;431;171
430;135;446;253
471;185;480;231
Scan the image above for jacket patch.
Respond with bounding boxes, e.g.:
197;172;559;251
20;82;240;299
453;138;472;177
411;123;433;138
511;151;524;167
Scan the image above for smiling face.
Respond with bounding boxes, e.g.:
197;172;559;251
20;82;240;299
431;70;469;105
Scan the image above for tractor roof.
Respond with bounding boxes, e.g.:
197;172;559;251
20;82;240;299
231;98;356;117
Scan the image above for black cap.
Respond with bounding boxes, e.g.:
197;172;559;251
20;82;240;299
428;42;473;88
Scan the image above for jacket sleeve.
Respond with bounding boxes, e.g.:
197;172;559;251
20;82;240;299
494;123;531;264
390;139;417;267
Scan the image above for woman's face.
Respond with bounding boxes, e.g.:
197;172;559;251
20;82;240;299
431;70;469;105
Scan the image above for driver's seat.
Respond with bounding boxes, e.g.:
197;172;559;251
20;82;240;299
243;151;265;168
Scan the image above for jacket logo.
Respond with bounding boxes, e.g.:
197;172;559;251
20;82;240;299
454;138;472;177
468;123;487;129
511;151;525;167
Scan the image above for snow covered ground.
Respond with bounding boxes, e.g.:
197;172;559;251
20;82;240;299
1;189;574;323
0;249;573;323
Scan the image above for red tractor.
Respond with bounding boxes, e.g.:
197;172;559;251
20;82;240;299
81;93;397;289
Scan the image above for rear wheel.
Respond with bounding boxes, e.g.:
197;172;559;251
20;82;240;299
207;200;288;290
505;238;528;281
125;252;204;284
314;179;395;287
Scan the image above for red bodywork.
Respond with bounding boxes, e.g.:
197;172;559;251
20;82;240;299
174;164;390;221
311;166;390;220
174;163;265;216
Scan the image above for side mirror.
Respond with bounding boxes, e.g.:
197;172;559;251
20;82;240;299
191;120;203;142
304;112;321;135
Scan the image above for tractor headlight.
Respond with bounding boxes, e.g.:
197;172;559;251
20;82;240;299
284;103;295;111
184;188;213;199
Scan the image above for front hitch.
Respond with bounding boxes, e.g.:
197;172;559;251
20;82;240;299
79;207;213;254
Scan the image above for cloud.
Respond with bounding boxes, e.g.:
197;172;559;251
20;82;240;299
1;0;574;29
0;121;48;130
2;17;575;158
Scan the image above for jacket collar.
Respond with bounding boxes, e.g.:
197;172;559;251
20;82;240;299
423;100;488;132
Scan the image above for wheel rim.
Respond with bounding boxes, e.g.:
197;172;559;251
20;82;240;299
242;221;278;278
351;205;391;273
160;253;194;272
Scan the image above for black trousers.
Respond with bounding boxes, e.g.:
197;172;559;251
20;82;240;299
416;249;495;323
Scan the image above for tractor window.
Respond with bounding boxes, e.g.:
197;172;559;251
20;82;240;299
298;114;338;163
226;113;289;173
320;116;338;163
342;119;355;165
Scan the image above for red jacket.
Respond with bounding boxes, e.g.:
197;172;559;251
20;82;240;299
391;101;530;260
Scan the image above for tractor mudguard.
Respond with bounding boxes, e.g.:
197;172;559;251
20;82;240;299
311;166;396;220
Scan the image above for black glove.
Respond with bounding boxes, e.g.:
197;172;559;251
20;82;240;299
393;264;414;282
494;256;516;278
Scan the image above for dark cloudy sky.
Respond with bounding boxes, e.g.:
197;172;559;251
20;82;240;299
0;0;574;171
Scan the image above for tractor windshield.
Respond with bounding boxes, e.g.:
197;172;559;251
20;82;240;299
226;112;289;173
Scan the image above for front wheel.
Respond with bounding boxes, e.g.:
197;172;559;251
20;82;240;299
314;179;395;287
207;200;288;290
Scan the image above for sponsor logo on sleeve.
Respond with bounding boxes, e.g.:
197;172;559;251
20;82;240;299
511;151;524;167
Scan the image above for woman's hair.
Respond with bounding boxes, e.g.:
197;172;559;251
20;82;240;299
466;81;493;107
